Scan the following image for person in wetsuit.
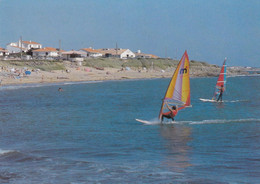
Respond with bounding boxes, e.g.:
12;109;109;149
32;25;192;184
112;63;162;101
217;85;224;102
161;102;178;121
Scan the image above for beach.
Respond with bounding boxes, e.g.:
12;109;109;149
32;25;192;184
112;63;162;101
0;59;251;86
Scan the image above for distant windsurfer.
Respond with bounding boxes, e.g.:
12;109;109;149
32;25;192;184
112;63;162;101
217;85;224;102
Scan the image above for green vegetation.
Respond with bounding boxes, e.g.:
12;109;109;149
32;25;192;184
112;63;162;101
83;58;180;70
83;58;124;68
0;58;221;72
0;60;65;71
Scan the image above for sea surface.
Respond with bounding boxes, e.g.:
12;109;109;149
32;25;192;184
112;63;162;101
0;76;259;184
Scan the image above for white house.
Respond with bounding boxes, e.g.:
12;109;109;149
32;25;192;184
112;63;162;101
96;48;135;59
6;40;42;53
22;40;42;50
32;47;62;58
6;43;26;53
0;47;9;56
80;48;102;58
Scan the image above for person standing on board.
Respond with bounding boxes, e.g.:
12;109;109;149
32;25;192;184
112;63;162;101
217;85;224;102
161;102;178;121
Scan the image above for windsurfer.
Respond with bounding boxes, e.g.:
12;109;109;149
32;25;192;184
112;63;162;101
161;102;178;121
217;85;224;102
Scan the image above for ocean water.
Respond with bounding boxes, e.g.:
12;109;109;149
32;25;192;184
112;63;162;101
0;76;259;184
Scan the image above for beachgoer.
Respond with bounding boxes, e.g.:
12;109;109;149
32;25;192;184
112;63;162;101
217;85;224;102
58;87;63;92
161;102;178;121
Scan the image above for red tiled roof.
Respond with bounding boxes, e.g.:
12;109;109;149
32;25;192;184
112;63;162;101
81;48;101;53
0;47;8;52
33;47;61;52
23;40;41;45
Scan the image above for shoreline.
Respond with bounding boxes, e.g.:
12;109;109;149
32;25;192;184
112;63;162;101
0;59;255;87
0;68;257;88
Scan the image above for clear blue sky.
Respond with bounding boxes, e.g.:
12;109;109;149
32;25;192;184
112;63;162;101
0;0;259;67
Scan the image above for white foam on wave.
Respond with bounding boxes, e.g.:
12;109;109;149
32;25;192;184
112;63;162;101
199;98;248;103
0;80;104;91
63;80;103;85
0;149;17;155
140;118;260;125
188;118;260;125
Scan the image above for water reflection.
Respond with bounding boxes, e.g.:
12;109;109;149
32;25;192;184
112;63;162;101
160;124;192;173
216;101;225;108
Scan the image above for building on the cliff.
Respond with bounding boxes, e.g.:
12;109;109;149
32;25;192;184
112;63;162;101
0;47;9;57
32;47;63;59
6;39;42;53
134;50;159;59
80;48;102;58
61;50;86;62
96;48;135;59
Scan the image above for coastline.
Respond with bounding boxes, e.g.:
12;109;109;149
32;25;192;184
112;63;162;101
0;67;255;88
0;59;253;87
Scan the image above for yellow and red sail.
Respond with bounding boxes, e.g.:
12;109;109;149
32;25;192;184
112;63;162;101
159;51;191;120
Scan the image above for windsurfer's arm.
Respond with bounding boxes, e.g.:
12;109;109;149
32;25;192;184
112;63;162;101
177;106;186;111
165;102;171;110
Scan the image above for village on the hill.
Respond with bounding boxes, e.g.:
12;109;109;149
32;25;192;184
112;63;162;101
0;38;159;61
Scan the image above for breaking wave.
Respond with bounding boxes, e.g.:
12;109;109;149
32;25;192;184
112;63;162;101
0;149;17;156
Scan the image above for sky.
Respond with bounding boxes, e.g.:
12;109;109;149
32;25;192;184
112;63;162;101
0;0;259;67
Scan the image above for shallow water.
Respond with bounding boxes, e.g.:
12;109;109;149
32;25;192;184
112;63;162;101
0;76;259;183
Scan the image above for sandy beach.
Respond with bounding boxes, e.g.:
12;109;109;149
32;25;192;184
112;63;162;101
0;59;251;86
0;66;173;86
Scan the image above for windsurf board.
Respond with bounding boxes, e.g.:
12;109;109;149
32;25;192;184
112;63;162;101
135;119;153;124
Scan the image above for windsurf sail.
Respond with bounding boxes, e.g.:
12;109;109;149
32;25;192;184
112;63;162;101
212;58;227;100
159;50;191;120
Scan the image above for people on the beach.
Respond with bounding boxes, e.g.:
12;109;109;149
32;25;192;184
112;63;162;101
217;85;224;102
161;102;178;121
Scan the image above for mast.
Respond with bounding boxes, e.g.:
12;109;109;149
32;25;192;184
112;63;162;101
59;39;61;61
116;42;118;57
20;36;22;59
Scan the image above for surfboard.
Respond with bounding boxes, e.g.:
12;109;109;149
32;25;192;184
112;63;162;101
135;119;153;124
199;98;217;102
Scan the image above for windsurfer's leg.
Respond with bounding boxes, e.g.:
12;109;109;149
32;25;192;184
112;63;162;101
218;94;222;102
217;95;220;101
